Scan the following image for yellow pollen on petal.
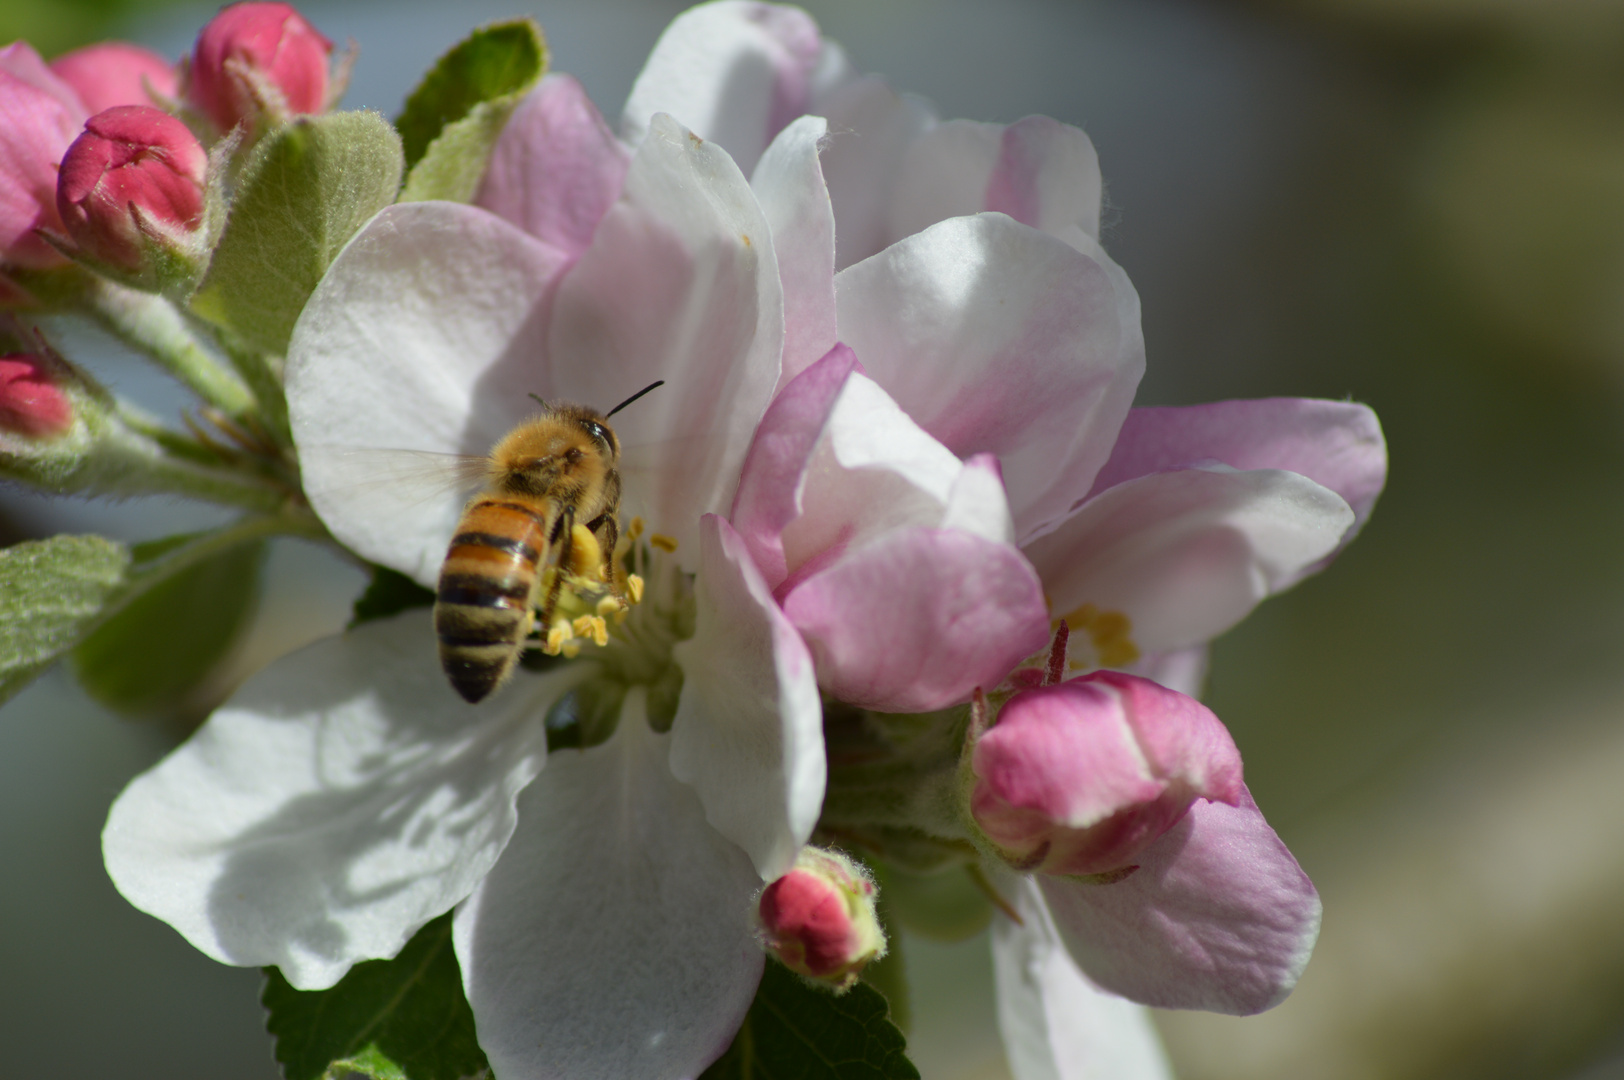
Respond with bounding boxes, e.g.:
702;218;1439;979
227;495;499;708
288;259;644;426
1062;603;1142;668
650;533;679;553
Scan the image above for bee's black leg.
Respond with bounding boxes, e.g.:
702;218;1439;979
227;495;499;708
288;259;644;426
540;506;574;634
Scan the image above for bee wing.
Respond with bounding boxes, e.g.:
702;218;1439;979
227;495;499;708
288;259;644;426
306;447;491;508
299;446;492;584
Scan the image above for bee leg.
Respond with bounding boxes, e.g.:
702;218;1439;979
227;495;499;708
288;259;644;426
584;511;619;592
540;506;574;632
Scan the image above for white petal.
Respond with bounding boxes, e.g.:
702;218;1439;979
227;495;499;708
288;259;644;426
548;113;785;553
1025;466;1354;653
751;114;838;389
885;119;1003;244
103;611;569;990
288;202;572;585
670;515;824;881
455;698;763;1080
836;214;1144;543
620;0;822;175
813;75;936;269
992;876;1174;1080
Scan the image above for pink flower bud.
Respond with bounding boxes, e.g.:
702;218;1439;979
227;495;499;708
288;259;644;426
186;2;333;133
49;42;178;115
0;353;73;437
0;44;83;268
971;671;1246;876
758;848;886;990
56;106;207;272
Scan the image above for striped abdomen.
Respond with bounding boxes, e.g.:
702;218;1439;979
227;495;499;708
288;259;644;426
436;497;552;703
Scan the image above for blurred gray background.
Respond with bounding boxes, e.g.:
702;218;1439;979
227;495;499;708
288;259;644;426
3;0;1622;1077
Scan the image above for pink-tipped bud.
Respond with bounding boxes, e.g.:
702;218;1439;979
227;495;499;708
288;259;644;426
56;106;208;273
49;42;178;115
0;353;73;437
758;848;886;990
970;671;1246;876
186;2;333;133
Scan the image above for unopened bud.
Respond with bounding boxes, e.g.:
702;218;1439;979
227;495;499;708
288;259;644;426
970;671;1245;876
186;1;333;134
758;847;886;991
0;352;73;437
56;106;208;279
49;42;178;114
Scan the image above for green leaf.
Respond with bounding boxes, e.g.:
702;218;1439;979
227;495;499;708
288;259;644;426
351;565;436;627
396;20;547;204
701;961;921;1080
263;913;490;1080
192;111;405;355
72;534;266;716
395;19;546;169
0;535;131;705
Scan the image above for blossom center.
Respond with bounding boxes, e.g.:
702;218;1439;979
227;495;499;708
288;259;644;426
537;519;695;751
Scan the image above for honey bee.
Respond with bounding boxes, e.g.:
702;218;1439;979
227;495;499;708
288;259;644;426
435;382;663;703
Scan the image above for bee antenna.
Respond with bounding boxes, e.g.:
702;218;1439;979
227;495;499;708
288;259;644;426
606;380;665;418
528;392;548;410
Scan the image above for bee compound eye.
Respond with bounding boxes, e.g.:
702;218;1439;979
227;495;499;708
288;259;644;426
584;421;612;452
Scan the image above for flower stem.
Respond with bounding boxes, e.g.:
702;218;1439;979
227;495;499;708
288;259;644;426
82;278;257;418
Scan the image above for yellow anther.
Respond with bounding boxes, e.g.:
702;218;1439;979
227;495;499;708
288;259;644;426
1063;604;1141;668
572;615;598;638
626;516;645;541
596;595;623;617
650;533;679;553
626;573;645;604
587;615;608;646
567;524;605;579
561;640;581;659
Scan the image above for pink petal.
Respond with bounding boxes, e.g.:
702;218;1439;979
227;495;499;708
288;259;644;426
781;526;1049;713
1088;398;1387;575
751;115;837;389
670;516;824;880
621;0;824;175
49;42;177;114
0;59;82;266
1023;466;1353;654
835;213;1144;543
1039;788;1321;1015
547;113;785;553
731;343;859;588
888;115;1101;247
474;74;630;259
985;115;1103;240
992;875;1176;1080
1;41;87;114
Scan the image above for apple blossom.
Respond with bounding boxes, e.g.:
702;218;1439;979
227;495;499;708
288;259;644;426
93;5;1388;1080
102;97;841;1077
623;0;1384;1070
56;106;208;274
185;1;333;135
